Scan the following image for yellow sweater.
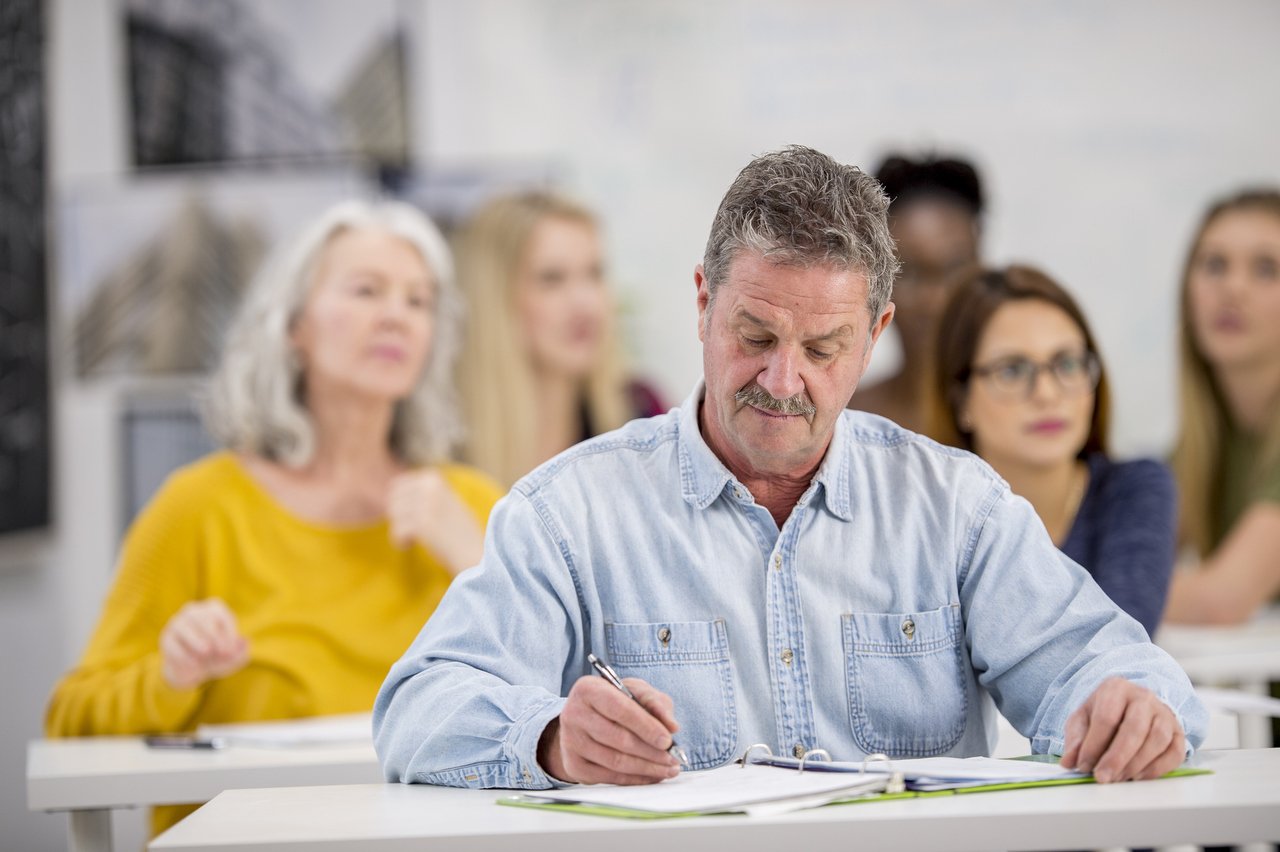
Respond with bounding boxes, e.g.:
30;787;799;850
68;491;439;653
45;452;503;834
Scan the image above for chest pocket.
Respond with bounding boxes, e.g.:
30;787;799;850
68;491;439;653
603;618;737;770
842;604;967;758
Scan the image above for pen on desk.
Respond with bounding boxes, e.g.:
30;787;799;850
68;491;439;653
587;652;690;767
144;735;227;750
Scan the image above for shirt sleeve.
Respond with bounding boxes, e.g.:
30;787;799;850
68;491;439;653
1080;460;1178;637
959;484;1207;757
44;472;207;737
373;488;581;789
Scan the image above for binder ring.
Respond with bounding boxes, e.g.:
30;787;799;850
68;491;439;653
738;742;773;768
796;748;831;774
862;753;906;793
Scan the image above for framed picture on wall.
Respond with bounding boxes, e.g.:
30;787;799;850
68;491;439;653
0;0;50;536
124;0;411;173
58;170;373;381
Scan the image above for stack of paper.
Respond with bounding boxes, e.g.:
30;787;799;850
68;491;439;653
889;756;1086;791
512;762;891;816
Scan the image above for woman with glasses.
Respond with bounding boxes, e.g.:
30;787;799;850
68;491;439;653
1163;189;1280;624
929;265;1175;635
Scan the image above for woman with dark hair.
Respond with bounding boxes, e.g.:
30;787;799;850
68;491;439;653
1164;189;1280;624
851;153;984;432
930;265;1175;635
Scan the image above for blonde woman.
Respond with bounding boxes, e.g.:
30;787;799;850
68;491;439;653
455;191;665;486
46;200;502;836
1165;189;1280;624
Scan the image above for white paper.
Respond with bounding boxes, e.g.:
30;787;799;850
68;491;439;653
527;763;888;814
888;756;1085;790
756;754;1083;786
196;712;372;747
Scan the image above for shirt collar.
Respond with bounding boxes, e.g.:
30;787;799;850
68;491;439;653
676;380;853;521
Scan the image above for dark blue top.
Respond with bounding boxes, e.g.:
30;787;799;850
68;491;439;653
1061;454;1177;637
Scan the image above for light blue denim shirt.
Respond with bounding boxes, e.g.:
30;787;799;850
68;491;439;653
375;383;1206;788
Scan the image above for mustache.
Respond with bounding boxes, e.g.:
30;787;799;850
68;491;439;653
734;384;816;417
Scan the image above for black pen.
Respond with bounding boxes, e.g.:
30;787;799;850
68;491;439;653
587;652;690;767
144;735;226;750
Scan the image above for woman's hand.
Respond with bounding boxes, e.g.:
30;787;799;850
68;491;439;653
388;469;485;575
159;598;250;690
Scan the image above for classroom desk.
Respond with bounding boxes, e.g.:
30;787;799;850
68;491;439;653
1157;607;1280;748
27;737;383;852
149;748;1280;852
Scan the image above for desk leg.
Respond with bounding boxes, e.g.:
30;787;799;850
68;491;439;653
1236;679;1273;750
67;809;112;852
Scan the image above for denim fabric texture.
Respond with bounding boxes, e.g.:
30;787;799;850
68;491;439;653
374;382;1207;789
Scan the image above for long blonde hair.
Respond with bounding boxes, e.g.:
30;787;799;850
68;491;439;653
455;191;630;486
1171;189;1280;555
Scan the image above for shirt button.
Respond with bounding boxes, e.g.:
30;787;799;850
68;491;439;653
773;554;782;571
780;648;794;666
902;618;916;640
658;627;672;646
522;768;532;783
793;743;806;759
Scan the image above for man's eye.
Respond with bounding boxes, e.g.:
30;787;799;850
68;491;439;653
743;337;770;348
808;348;835;361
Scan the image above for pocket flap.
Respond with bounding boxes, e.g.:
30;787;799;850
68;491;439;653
604;618;729;665
844;604;960;655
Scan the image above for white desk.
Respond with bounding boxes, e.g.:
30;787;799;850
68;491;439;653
27;737;382;852
1158;608;1280;748
150;749;1280;852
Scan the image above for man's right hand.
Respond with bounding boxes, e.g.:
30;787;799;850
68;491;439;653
538;675;682;785
159;598;250;690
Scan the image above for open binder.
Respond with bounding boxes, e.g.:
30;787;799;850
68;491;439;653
498;744;1212;820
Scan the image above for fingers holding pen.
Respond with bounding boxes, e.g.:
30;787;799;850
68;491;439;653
549;676;682;785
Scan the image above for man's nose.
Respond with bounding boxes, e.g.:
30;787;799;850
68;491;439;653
757;346;805;401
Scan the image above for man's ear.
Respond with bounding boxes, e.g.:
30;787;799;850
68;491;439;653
861;301;895;371
695;264;710;343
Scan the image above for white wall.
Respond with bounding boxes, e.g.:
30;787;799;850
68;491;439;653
419;0;1280;456
3;2;1278;848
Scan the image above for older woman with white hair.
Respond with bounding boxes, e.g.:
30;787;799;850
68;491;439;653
46;199;502;837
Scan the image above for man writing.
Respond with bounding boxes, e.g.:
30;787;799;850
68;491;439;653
375;146;1204;788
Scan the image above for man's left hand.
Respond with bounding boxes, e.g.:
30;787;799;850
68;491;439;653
1060;676;1186;783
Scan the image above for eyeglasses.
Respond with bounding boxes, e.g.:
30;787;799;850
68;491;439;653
969;351;1101;400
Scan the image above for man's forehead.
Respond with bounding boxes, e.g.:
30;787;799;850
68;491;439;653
729;301;861;340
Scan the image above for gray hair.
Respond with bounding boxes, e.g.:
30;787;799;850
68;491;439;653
702;145;899;318
205;199;462;467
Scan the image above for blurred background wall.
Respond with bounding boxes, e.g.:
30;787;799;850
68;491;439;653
3;1;1278;848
